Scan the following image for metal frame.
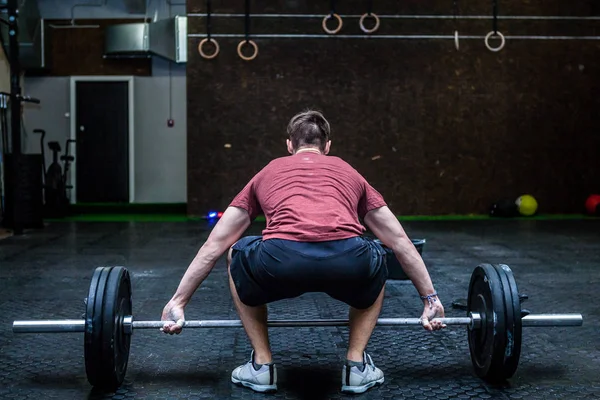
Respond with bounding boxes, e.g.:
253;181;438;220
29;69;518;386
186;13;600;42
188;33;600;40
69;76;136;204
187;13;600;21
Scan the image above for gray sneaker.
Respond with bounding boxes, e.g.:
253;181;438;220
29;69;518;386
231;351;277;393
341;352;384;394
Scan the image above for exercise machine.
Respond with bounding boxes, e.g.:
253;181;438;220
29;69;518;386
34;129;75;217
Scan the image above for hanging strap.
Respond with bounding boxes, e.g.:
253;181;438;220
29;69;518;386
237;0;258;61
198;0;219;59
244;0;251;42
485;0;505;52
453;0;460;50
492;0;498;34
206;0;212;39
359;0;379;34
323;0;343;34
453;0;459;23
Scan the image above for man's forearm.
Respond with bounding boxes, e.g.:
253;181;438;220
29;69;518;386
391;237;436;297
170;244;221;306
164;206;251;311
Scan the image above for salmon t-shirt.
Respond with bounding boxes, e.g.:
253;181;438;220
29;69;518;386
229;153;387;242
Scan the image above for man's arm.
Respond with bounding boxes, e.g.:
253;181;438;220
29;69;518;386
169;206;251;307
364;206;436;296
363;206;445;330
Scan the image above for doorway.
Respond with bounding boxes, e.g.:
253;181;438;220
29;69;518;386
70;77;135;203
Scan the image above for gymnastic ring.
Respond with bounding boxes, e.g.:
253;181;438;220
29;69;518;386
359;13;380;34
198;38;220;60
455;30;460;50
485;31;505;52
237;39;258;61
322;13;343;35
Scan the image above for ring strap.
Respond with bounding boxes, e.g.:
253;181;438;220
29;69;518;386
453;0;459;23
237;39;258;61
359;13;380;34
492;0;498;34
244;0;250;42
206;0;212;40
322;13;343;34
198;38;219;59
485;30;505;52
198;0;219;59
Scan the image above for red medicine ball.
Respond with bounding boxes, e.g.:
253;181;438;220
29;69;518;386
585;194;600;215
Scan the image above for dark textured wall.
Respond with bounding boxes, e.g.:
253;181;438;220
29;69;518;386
186;1;600;216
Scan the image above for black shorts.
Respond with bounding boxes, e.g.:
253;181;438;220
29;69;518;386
229;235;388;309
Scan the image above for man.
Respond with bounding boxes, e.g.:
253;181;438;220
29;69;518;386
161;110;445;394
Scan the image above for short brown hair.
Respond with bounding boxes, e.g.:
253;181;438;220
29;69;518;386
287;110;331;151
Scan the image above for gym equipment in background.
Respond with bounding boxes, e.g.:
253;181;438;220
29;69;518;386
516;195;538;216
489;198;519;217
585;194;600;216
1;92;44;231
34;129;76;218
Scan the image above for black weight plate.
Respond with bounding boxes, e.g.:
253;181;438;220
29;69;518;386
489;264;517;382
467;264;508;382
100;266;132;390
85;266;113;388
495;264;522;379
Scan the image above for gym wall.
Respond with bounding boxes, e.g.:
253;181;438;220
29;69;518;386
186;0;600;216
21;0;187;204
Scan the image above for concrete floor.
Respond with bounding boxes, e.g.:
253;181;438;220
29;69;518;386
0;219;599;399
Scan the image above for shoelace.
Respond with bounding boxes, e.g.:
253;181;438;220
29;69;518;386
365;353;377;371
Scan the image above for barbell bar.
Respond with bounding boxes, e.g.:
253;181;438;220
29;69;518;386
12;312;583;334
10;263;584;391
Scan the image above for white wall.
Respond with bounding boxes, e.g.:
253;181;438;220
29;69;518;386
22;77;70;155
21;0;187;204
134;60;187;203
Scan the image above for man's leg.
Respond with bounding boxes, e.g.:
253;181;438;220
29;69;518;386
227;248;272;364
340;285;386;394
346;286;385;362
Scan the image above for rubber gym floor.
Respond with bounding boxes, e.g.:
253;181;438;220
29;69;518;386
0;219;599;399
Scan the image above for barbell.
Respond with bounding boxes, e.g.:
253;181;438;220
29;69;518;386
12;263;583;391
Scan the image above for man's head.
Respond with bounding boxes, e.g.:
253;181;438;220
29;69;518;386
286;110;331;154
